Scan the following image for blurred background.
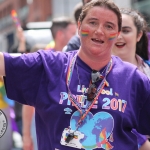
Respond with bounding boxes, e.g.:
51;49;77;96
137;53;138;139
0;0;149;52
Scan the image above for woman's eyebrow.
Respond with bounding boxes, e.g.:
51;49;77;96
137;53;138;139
106;21;116;27
87;17;98;21
122;26;132;29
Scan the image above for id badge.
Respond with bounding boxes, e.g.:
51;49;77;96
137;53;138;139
60;128;84;149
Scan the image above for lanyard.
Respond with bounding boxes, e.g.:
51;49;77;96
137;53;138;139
66;54;112;124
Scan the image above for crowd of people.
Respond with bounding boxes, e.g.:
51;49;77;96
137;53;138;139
0;0;150;150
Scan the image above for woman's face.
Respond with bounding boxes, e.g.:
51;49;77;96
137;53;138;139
78;6;119;58
112;14;142;59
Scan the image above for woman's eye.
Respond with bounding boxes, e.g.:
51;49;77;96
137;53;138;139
106;25;113;29
89;22;97;25
122;30;129;34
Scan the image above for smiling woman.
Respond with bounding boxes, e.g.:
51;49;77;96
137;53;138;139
78;5;120;69
112;8;149;75
112;8;150;150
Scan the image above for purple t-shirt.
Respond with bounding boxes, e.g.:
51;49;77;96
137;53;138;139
4;50;150;150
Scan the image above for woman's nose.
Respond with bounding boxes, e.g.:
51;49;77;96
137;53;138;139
95;25;104;35
117;33;123;40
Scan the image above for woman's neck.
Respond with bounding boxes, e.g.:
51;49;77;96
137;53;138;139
121;55;138;67
78;49;111;70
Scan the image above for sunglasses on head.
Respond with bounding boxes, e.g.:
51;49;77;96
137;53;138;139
87;70;101;101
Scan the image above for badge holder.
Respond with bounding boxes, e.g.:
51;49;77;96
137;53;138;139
60;128;84;149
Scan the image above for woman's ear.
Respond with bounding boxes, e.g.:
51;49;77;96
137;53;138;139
137;31;143;42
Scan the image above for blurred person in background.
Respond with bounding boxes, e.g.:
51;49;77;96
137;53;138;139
64;0;92;52
63;2;83;52
112;8;150;150
22;16;76;150
50;16;76;51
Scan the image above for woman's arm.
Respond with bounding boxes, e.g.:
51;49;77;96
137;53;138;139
139;140;150;150
22;105;35;150
0;52;5;76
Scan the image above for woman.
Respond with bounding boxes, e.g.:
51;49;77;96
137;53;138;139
112;8;150;150
112;8;150;77
1;0;150;149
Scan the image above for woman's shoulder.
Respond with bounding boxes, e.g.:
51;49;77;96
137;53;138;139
112;55;150;81
37;49;78;60
112;55;137;70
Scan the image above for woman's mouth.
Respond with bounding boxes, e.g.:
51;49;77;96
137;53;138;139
92;38;104;44
115;42;125;48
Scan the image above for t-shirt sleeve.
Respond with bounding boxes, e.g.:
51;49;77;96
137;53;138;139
4;50;70;107
132;129;147;148
135;70;150;135
4;51;44;106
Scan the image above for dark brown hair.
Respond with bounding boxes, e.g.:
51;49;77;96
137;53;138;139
120;8;149;60
74;3;83;24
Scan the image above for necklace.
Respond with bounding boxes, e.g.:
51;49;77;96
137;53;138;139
66;54;112;120
62;54;112;145
75;58;109;95
75;60;84;95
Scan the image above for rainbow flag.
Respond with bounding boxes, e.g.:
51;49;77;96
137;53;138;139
11;10;21;27
109;33;117;40
81;30;89;36
97;128;113;150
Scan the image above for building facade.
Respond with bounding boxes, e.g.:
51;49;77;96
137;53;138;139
0;0;52;52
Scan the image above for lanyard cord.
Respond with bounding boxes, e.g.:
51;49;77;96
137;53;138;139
66;54;112;124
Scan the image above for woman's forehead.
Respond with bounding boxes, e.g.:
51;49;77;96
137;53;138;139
85;7;118;22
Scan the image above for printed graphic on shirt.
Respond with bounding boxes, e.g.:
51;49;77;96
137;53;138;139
64;108;72;114
59;84;127;149
59;85;127;113
69;111;114;150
